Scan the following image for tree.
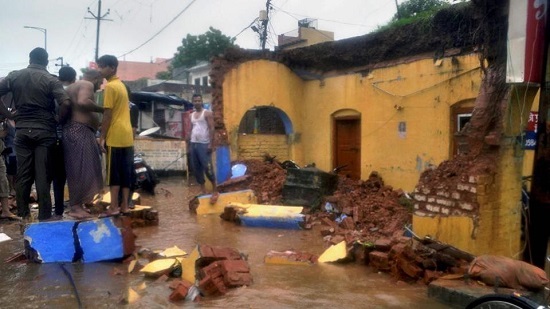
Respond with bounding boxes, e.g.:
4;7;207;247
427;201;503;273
156;71;171;80
393;0;450;20
171;27;236;69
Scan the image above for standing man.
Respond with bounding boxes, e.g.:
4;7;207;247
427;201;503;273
0;47;71;221
53;66;77;218
63;70;104;219
187;94;219;203
96;55;134;216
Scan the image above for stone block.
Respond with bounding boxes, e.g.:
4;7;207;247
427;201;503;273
24;221;76;263
77;218;124;263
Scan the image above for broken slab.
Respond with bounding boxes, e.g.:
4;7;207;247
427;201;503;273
318;240;347;263
181;246;200;284
264;250;318;265
140;258;179;277
77;217;126;263
24;221;76;263
227;203;305;230
23;217;135;263
190;189;257;215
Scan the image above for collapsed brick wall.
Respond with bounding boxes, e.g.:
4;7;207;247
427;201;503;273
413;153;497;218
237;134;289;161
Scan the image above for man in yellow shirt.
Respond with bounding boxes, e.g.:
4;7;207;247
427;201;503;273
97;55;134;216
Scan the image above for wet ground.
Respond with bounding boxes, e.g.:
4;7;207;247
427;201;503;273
0;176;452;308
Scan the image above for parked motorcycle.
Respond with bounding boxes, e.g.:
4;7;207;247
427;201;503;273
134;153;159;195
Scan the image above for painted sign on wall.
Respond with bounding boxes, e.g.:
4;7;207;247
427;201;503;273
525;111;538;149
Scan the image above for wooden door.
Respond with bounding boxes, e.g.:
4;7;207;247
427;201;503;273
334;118;361;180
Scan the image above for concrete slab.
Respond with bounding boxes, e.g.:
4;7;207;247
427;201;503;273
194;190;257;215
24;221;77;263
76;217;124;263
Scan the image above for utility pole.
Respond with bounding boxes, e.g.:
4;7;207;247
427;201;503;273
260;0;271;50
86;0;112;62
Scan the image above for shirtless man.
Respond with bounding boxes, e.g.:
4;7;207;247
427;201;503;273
61;70;104;219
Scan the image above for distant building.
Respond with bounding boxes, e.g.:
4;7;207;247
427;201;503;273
89;58;170;81
277;18;334;51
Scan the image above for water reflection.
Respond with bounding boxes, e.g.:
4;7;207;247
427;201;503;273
0;177;450;308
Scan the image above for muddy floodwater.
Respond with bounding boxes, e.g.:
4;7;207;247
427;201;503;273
0;176;452;308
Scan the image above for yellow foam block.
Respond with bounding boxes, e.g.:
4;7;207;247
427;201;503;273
96;192;140;205
228;203;303;217
130;205;151;212
140;258;178;277
195;189;257;215
160;246;187;258
318;241;347;263
181;246;200;283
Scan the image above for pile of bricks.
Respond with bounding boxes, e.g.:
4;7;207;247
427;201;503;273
196;245;252;297
353;237;474;284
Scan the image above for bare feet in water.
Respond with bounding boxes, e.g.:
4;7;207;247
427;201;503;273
67;205;93;220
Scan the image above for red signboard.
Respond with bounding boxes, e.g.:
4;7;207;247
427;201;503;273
524;0;547;82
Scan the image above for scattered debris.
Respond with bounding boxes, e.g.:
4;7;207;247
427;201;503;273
318;241;347;263
264;250;318;265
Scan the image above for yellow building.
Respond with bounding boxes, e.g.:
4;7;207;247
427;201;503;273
223;54;482;192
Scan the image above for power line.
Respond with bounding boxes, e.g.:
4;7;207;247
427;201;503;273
233;17;259;39
118;0;198;59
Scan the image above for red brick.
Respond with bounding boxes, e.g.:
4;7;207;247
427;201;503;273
396;256;423;278
198;275;227;296
339;216;355;230
220;259;250;273
219;260;252;287
169;280;193;301
388;243;407;259
321;217;338;229
423;270;443;285
369;251;390;271
374;238;393;251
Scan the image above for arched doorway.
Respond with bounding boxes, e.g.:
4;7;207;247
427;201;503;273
237;106;293;161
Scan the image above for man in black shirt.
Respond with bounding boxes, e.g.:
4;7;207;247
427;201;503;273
0;47;71;221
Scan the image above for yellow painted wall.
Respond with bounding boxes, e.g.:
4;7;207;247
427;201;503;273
223;61;305;165
223;55;481;192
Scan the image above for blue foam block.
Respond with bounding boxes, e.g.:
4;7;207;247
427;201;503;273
76;218;124;263
24;221;77;263
238;214;305;230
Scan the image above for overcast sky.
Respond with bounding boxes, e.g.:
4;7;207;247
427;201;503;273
0;0;402;77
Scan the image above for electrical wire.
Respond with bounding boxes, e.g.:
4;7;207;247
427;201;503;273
233;17;259;39
118;0;197;59
59;263;83;309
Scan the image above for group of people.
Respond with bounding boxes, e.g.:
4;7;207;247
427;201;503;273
0;47;135;221
0;46;220;222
